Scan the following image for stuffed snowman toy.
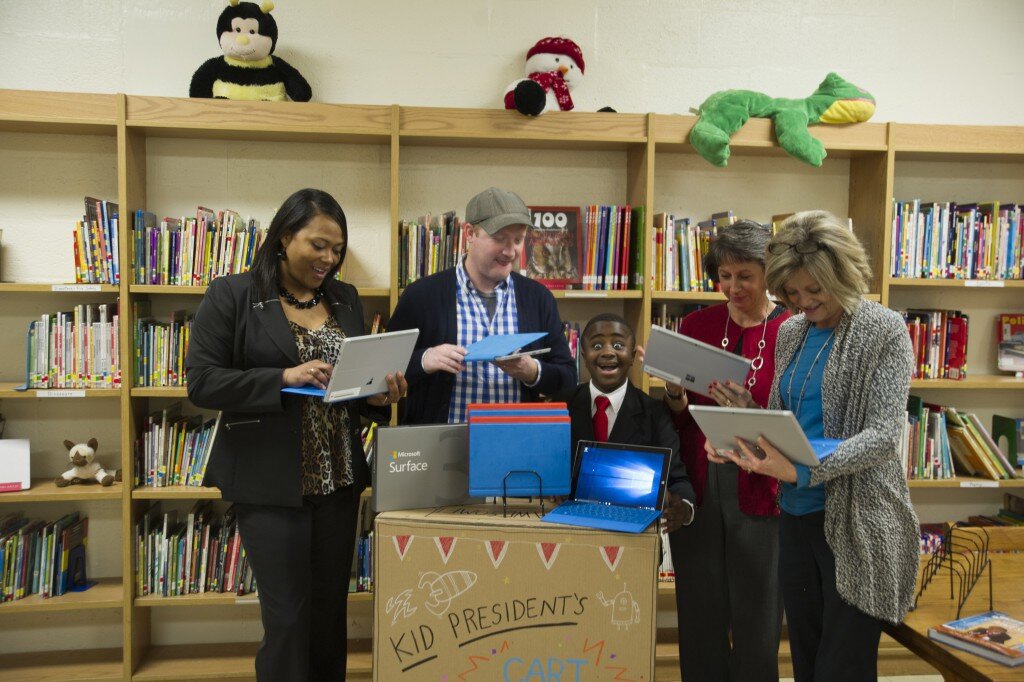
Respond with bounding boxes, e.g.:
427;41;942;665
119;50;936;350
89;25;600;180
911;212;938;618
503;37;585;116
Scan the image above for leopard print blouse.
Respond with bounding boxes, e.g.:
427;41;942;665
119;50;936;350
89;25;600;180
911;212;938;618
289;316;355;495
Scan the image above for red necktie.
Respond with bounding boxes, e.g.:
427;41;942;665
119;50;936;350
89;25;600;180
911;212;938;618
593;395;611;442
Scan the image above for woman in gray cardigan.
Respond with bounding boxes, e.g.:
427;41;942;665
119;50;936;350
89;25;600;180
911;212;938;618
707;210;919;681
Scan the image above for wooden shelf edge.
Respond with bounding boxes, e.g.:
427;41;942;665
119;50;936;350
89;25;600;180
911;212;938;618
910;376;1024;390
130;387;188;397
0;479;123;503
132;485;222;500
0;577;123;614
908;476;1024;489
0;647;122;681
133;591;372;608
886;277;1024;289
0;383;121;399
0;283;120;293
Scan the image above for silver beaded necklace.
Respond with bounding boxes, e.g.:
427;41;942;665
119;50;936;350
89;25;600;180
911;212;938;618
785;325;836;419
721;303;772;389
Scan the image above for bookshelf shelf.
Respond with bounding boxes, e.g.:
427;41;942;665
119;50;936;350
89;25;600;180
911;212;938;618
134;590;372;608
0;648;122;682
132;640;372;680
886;278;1024;289
890;122;1024;158
129;387;188;398
0;283;120;293
0;383;121;399
652;290;726;302
129;285;207;295
910;376;1024;390
0;479;123;503
0;88;118;134
399;106;647;150
132;485;222;500
125;96;392;144
907;476;1024;489
0;577;123;614
552;289;643;300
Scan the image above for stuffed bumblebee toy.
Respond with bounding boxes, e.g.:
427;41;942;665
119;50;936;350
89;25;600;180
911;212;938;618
190;0;312;102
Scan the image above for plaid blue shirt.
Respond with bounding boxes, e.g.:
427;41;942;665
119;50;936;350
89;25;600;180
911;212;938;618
449;261;521;423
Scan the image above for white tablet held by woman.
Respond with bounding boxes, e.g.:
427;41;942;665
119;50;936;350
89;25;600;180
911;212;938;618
643;325;752;398
688;405;840;467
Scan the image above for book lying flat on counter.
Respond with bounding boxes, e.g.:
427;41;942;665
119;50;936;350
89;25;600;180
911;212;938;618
928;610;1024;667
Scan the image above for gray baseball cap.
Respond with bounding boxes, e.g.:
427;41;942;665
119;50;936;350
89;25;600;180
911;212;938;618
465;187;532;235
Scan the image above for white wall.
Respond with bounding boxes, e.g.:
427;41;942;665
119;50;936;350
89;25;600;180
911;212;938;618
0;0;1022;125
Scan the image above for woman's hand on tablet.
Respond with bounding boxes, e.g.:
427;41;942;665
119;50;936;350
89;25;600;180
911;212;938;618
283;360;334;389
709;380;756;409
732;436;798;483
367;371;407;408
703;439;731;465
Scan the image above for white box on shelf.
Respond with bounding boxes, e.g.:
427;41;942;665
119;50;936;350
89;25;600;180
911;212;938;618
0;439;30;492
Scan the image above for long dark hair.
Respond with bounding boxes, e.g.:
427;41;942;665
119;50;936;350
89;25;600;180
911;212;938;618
250;188;348;302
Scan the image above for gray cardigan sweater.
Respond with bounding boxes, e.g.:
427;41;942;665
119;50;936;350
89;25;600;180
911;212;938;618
769;300;919;624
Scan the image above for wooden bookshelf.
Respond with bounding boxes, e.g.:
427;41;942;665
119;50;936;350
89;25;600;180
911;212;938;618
0;648;123;682
2;87;1023;677
129;387;188;398
0;283;120;293
129;284;392;298
907;476;1024;489
132;485;222;500
886;277;1024;290
0;382;121;399
910;376;1024;390
134;590;372;608
0;478;123;503
0;577;123;614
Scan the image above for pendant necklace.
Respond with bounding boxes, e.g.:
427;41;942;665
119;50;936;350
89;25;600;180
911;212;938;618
722;303;772;389
785;326;836;419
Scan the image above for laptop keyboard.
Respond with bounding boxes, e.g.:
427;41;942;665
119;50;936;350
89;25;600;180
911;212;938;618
556;501;647;523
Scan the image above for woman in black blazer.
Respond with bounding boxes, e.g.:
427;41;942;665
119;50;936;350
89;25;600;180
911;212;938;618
186;188;405;682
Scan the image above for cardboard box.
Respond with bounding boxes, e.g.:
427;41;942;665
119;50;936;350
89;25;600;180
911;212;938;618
373;504;658;681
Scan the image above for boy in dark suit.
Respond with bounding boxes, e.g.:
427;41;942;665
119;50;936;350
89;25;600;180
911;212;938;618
557;313;695;530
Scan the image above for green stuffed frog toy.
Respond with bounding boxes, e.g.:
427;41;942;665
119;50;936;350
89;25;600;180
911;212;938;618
689;72;875;167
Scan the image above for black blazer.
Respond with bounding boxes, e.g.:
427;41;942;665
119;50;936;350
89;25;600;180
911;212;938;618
388;268;577;424
185;272;384;507
557;382;695;503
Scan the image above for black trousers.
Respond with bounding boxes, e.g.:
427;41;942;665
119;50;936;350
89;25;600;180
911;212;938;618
779;511;883;682
235;486;361;682
669;461;782;682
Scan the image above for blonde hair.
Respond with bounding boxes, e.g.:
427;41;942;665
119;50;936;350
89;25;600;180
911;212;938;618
765;210;872;315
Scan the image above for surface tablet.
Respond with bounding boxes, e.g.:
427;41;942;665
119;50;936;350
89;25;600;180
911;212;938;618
643;325;752;398
688;405;840;467
281;328;419;403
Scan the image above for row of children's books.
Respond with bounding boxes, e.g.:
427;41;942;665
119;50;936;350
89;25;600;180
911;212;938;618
890;200;1024;280
1;511;88;601
134;403;219;488
651;210;736;292
73;197;120;284
397;211;466;288
131;207;266;286
576;205;643;291
26;303;121;389
135;501;255;598
900;308;968;380
134;305;192;388
903;396;1020;481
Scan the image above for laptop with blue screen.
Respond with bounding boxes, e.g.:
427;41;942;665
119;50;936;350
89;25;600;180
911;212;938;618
541;441;672;534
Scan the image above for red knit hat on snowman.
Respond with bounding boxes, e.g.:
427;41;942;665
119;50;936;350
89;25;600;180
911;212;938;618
503;36;587;116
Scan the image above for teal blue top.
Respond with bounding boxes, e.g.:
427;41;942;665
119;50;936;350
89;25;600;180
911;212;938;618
778;325;834;515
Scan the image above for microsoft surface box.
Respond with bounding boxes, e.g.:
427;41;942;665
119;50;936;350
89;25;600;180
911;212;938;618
688;405;840;467
643;324;751;398
281;328;419;403
372;423;480;512
541;441;671;534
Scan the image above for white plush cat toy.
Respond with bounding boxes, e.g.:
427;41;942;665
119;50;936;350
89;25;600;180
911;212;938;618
503;37;586;116
55;438;116;487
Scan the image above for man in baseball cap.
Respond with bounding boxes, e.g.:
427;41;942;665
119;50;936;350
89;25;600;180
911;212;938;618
388;187;576;424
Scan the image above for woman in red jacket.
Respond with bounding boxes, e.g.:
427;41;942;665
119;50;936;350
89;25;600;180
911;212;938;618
663;220;789;682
